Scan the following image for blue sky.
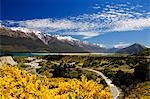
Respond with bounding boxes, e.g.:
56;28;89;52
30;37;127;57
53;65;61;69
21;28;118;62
1;0;150;48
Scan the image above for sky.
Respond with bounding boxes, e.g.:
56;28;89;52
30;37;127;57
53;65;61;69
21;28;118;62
1;0;150;48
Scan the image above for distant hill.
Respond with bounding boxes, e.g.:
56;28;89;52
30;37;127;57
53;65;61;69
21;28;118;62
106;48;120;53
117;43;147;55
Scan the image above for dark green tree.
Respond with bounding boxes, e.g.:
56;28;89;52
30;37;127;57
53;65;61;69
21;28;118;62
134;61;150;81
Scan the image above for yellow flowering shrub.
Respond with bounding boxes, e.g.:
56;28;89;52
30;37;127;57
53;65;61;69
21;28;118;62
0;64;112;99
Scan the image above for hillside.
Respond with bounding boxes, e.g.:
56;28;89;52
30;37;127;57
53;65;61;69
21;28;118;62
117;43;147;55
0;28;86;52
0;28;50;52
137;48;150;56
48;39;86;52
0;64;112;98
0;27;106;53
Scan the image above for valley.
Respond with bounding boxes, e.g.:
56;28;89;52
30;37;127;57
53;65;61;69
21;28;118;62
1;0;149;98
0;27;149;98
0;23;149;99
0;52;149;98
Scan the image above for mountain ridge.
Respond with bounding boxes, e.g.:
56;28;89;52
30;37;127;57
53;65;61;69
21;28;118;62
0;27;147;54
0;27;104;52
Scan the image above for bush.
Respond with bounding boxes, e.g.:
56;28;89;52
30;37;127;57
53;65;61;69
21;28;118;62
0;64;112;99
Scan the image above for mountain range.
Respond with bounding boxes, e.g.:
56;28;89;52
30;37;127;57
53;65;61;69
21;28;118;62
0;27;147;54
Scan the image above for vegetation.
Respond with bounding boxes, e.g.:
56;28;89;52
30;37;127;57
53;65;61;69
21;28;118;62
36;61;103;83
0;64;112;99
13;56;31;63
137;48;150;56
1;54;149;98
134;61;150;81
125;81;150;99
41;55;150;98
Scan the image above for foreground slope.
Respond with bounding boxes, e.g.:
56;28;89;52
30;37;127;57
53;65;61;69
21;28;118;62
0;65;112;99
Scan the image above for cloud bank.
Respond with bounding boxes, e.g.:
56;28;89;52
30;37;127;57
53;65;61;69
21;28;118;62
2;3;150;39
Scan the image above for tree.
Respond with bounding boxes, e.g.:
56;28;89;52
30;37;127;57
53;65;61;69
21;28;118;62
68;70;79;78
134;61;150;81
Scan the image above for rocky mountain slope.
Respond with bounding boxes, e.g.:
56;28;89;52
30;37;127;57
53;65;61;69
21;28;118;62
0;28;50;52
0;27;105;52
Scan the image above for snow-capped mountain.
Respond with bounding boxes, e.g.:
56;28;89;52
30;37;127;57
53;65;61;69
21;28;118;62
0;27;106;52
0;26;147;53
10;27;52;45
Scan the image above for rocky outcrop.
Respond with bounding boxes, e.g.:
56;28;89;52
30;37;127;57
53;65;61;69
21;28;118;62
0;56;17;66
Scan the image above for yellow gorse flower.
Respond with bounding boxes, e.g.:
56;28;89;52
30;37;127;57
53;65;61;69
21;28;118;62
0;64;112;99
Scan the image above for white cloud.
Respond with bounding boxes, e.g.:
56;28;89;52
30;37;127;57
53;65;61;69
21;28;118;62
10;27;41;34
146;45;150;48
7;19;102;39
0;21;4;28
93;43;106;48
54;35;78;41
18;19;76;30
93;3;101;9
112;18;150;32
71;32;100;39
114;42;130;48
3;3;150;39
93;6;101;9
